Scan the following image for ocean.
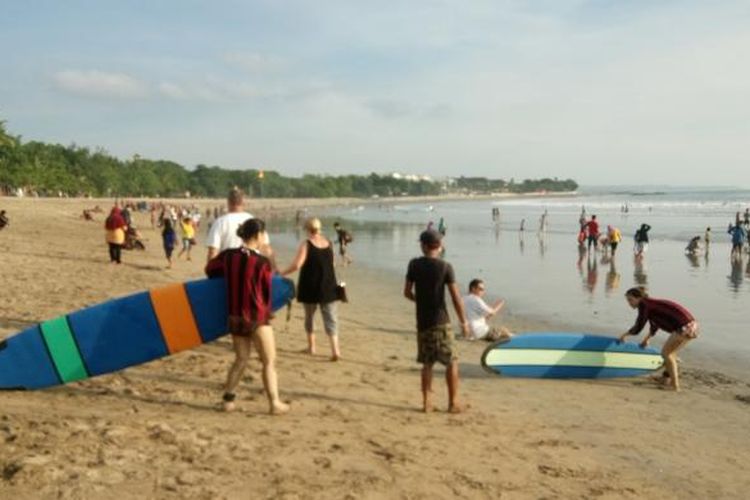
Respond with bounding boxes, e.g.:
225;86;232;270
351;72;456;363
270;188;750;377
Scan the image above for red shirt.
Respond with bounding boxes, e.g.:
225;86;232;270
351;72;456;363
586;220;600;237
628;298;695;337
205;247;272;326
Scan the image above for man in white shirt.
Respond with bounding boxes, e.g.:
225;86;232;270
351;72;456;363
462;279;512;341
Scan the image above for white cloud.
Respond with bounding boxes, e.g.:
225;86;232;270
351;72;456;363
54;70;148;99
157;82;189;100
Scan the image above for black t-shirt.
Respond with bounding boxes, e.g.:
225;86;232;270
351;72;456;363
406;256;455;331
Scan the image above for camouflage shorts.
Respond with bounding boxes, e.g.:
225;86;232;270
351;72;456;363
417;324;457;366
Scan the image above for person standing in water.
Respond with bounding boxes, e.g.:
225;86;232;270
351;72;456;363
618;287;698;392
728;222;747;257
585;215;600;251
634;223;651;259
438;217;447;236
608;225;622;256
404;229;469;413
205;218;289;415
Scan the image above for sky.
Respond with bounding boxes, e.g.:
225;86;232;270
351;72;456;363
1;0;749;186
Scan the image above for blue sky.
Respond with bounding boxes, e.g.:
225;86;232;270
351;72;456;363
1;1;748;186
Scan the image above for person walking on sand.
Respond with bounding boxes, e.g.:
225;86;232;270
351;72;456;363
281;217;341;361
462;279;513;342
728;222;747;257
404;229;470;413
205;218;289;415
634;223;651;259
608;225;622;256
333;222;353;267
617;287;698;392
585;215;600;251
161;219;177;269
206;188;259;262
178;216;196;261
0;210;8;231
104;206;127;264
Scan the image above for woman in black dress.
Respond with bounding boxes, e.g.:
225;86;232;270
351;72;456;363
281;217;341;360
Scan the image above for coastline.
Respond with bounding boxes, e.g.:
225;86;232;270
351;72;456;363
1;198;748;499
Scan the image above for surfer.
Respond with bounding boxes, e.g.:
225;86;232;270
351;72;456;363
462;279;512;342
404;229;470;413
617;287;698;392
205;218;289;415
281;217;341;361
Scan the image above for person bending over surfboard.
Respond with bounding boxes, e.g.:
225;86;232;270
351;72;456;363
205;218;290;415
462;279;513;342
404;229;470;413
618;287;698;392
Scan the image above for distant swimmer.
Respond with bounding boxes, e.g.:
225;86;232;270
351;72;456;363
618;287;698;392
462;279;513;342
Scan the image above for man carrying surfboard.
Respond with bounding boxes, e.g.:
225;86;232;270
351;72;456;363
404;229;470;413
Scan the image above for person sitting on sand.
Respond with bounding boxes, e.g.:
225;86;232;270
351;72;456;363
462;279;513;342
618;287;698;392
205;218;289;415
0;210;8;231
404;229;469;413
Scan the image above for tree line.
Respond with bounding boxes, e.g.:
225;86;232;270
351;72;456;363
0;121;577;198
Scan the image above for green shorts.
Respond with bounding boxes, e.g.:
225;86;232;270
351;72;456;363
417;324;457;366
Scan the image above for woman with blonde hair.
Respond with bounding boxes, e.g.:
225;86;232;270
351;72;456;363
282;217;341;360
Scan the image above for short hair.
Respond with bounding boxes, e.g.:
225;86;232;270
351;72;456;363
304;217;322;234
236;218;266;240
468;279;484;291
227;187;245;208
625;286;648;300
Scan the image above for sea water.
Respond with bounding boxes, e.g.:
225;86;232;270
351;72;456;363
271;188;750;378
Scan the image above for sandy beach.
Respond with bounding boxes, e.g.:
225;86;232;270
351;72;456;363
1;197;749;499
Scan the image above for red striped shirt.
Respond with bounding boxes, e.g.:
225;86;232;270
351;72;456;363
205;247;272;326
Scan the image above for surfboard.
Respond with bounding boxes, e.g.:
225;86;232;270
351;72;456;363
481;333;663;378
0;275;295;390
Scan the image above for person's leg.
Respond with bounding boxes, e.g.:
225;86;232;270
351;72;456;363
321;302;340;361
108;243;116;262
446;360;465;413
114;244;122;264
223;335;252;411
661;333;690;391
252;325;289;415
421;363;434;412
303;303;317;354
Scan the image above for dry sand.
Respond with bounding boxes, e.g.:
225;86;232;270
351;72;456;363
1;197;749;499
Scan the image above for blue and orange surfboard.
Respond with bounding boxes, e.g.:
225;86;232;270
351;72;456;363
0;275;295;390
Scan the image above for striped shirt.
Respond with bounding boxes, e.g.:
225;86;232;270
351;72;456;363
628;297;694;337
205;247;272;327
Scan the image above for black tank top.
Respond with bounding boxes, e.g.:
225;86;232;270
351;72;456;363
297;240;337;304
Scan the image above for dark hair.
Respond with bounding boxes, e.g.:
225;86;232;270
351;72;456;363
237;218;266;240
625;286;648;300
469;279;484;291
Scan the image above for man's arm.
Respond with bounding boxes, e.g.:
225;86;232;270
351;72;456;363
403;280;415;302
448;283;469;338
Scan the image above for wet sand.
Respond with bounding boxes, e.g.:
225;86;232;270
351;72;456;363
1;198;749;499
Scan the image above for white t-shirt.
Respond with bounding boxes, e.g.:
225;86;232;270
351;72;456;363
205;211;259;252
463;294;493;339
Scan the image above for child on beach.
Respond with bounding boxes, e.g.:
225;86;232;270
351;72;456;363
618;287;698;392
178;216;195;261
462;279;513;342
404;229;470;413
161;219;177;268
205;218;289;415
